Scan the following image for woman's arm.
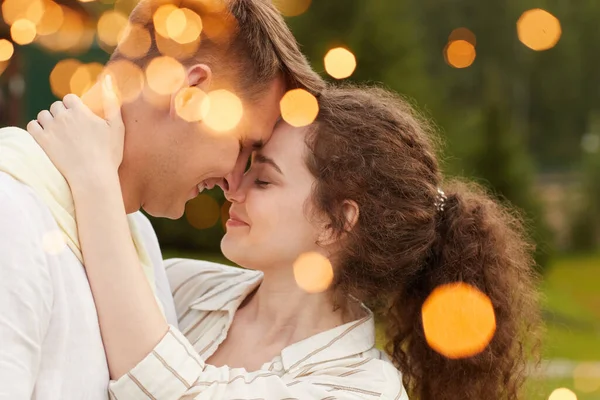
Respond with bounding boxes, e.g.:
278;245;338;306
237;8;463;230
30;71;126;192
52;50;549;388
69;172;168;379
27;79;169;379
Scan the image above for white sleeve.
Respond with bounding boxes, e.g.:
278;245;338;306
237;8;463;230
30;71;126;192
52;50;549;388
0;190;53;399
130;211;178;327
109;326;408;400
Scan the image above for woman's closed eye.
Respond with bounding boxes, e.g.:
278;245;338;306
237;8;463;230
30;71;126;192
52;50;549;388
254;178;271;188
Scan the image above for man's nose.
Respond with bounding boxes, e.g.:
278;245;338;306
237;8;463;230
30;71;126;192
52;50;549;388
223;178;246;203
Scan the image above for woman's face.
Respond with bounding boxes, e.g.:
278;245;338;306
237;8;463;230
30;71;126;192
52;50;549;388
221;122;327;270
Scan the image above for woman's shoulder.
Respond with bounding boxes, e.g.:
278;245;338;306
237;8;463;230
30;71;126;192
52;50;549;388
165;258;261;317
297;351;408;400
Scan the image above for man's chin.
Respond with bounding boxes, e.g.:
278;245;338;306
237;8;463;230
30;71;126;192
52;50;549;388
141;204;185;220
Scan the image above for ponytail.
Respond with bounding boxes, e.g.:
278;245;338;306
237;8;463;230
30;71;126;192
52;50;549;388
385;180;541;400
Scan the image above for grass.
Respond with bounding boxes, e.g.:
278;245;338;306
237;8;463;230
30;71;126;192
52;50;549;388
542;254;600;361
163;249;600;398
527;378;600;400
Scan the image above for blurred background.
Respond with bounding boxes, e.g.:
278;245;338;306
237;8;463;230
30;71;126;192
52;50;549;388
0;0;599;398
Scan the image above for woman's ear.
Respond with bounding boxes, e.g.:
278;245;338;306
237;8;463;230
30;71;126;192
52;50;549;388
318;200;359;246
341;199;359;232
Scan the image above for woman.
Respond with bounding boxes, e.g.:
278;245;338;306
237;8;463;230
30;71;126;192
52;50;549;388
28;80;540;399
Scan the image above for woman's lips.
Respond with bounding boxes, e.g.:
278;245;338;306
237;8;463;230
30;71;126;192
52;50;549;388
226;211;249;227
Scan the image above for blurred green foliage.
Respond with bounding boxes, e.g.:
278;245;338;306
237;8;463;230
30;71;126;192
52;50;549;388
3;0;600;267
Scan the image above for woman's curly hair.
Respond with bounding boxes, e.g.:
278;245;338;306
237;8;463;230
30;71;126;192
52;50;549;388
304;84;542;400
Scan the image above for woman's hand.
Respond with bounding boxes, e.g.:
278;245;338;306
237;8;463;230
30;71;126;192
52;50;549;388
27;75;125;187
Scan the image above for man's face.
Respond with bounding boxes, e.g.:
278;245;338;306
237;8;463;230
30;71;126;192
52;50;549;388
133;74;286;219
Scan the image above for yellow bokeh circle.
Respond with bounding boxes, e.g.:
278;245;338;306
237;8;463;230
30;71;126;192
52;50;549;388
203;90;244;132
324;47;357;80
280;88;319;128
293;252;334;294
11;19;37;45
445;40;476;69
422;282;496;359
548;388;577;400
517;8;562;51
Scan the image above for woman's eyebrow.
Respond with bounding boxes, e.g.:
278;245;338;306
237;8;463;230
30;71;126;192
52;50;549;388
253;153;283;175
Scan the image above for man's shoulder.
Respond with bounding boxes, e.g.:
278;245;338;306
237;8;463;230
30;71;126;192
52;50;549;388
0;172;45;220
0;125;27;136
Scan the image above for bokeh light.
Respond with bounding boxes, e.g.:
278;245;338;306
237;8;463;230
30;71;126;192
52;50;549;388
280;88;319;127
573;363;600;393
581;133;600;154
35;0;64;36
0;40;15;62
185;194;221;230
166;8;186;38
50;59;82;99
2;0;37;26
145;56;186;96
445;40;476;69
517;8;562;51
201;6;236;44
11;19;37;45
421;282;496;359
293;252;334;293
204;90;244;132
97;10;129;47
324;47;357;80
23;0;45;25
154;29;201;60
169;8;203;45
117;23;151;59
153;4;179;38
42;230;67;255
36;7;87;53
175;87;210;122
548;388;577;400
448;27;476;46
70;62;104;97
0;61;9;77
103;59;145;103
273;0;312;17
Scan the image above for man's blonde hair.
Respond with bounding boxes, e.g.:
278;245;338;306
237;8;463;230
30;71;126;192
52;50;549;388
112;0;324;100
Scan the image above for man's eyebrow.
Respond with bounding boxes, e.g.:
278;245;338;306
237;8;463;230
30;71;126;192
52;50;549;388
254;153;283;175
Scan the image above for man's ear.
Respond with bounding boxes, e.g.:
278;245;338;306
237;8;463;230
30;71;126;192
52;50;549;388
170;64;212;119
187;63;212;91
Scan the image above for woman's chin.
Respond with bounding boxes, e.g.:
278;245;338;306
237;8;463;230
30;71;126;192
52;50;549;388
220;235;246;267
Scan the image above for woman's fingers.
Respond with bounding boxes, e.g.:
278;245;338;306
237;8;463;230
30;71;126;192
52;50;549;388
36;109;54;128
26;119;44;137
102;75;123;128
49;101;67;117
63;93;84;110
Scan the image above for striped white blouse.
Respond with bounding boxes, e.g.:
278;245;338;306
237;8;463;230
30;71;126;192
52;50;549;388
108;259;409;400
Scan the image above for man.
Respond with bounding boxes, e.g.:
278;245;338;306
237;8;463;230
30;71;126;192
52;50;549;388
0;0;325;398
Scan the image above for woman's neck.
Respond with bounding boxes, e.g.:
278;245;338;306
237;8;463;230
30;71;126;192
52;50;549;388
236;271;347;346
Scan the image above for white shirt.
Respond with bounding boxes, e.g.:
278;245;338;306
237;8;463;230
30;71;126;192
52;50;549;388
0;172;178;400
109;259;409;400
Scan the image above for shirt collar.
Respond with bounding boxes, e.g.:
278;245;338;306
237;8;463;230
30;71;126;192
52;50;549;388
189;268;263;313
188;268;376;371
280;305;376;371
